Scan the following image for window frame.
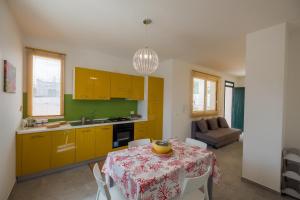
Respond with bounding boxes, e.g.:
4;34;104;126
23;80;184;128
26;47;65;118
191;70;220;117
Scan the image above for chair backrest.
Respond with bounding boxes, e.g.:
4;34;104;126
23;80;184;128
128;138;151;148
181;167;211;200
93;163;111;200
185;138;207;149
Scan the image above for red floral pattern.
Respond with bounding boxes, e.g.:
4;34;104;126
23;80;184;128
102;139;221;200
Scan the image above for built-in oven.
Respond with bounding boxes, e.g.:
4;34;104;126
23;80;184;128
113;123;134;148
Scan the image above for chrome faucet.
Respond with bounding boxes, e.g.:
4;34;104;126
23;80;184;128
80;116;86;125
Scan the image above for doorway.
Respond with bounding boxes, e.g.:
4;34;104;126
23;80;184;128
224;81;234;126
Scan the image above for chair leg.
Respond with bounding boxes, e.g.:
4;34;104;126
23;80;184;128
96;190;100;200
204;182;209;200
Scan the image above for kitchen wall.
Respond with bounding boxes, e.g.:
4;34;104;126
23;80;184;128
22;93;138;121
22;37;146;120
0;1;23;199
242;23;287;192
284;25;300;149
22;37;240;140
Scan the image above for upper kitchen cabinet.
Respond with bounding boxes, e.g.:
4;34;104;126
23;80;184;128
73;67;110;100
93;70;110;99
130;75;144;100
148;76;164;102
110;73;132;99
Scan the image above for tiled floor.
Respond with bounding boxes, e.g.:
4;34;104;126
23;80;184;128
9;141;293;200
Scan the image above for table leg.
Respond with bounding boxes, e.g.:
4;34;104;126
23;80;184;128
208;175;213;200
109;176;114;187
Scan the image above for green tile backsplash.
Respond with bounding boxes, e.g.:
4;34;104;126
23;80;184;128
23;93;138;121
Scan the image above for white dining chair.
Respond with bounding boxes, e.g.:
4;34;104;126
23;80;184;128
128;138;151;148
180;167;211;200
93;163;125;200
185;138;207;149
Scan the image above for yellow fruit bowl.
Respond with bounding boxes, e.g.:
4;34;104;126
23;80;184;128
152;140;172;154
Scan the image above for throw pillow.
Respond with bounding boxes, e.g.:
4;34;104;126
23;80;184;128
218;117;229;128
196;119;208;133
207;118;219;130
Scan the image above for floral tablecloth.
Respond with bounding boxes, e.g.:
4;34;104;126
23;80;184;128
102;139;221;200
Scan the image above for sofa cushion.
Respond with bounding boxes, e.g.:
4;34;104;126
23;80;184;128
195;128;241;144
207;118;219;130
196;119;208;133
218;117;229;128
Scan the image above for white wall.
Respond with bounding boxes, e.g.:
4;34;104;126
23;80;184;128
236;76;246;87
242;23;287;192
165;59;239;140
284;26;300;148
0;1;23;199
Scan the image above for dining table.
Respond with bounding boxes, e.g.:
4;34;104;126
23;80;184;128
102;138;221;200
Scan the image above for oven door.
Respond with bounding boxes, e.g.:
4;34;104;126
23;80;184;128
113;123;134;148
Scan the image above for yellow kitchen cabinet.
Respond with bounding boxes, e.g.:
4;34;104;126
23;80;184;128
74;67;110;100
16;134;22;176
95;125;113;157
110;73;132;98
148;76;164;140
51;129;76;168
130;75;144;100
93;70;110;99
74;67;94;99
148;76;164;103
21;132;51;175
134;122;149;140
76;127;95;162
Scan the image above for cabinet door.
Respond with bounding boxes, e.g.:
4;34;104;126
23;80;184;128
110;73;132;98
93;70;110;100
134;122;148;140
22;132;51;175
76;128;95;162
16;134;22;176
130;76;144;100
95;125;113;157
148;76;164;102
148;76;164;140
51;129;76;168
74;67;94;99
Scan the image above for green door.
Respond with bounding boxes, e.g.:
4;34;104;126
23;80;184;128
232;87;245;131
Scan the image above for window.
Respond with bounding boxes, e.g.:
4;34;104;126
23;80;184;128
27;48;65;117
192;71;220;117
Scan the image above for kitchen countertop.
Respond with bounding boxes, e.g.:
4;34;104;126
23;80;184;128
16;118;147;134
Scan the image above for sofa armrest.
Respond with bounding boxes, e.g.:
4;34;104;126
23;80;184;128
191;121;198;139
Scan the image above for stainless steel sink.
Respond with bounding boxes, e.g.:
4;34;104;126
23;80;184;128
70;119;111;126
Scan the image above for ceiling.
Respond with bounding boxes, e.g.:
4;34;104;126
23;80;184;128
8;0;300;76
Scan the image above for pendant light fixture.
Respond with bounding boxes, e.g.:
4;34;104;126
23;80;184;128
133;19;159;75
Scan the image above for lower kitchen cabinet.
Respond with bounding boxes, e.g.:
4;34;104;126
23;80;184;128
134;122;149;140
76;127;96;162
51;129;76;168
21;132;51;176
95;125;113;157
16;121;151;177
